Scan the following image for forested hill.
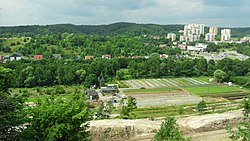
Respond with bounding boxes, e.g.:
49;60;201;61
1;22;250;37
0;23;183;36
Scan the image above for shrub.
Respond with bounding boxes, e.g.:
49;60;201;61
154;117;191;141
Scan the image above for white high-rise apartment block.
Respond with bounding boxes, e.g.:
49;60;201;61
209;26;218;35
221;29;231;41
167;33;176;41
205;33;216;41
181;24;205;42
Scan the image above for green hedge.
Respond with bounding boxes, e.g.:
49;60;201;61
232;76;250;87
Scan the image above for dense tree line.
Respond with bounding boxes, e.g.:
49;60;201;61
1;57;249;88
6;33;180;58
0;23;183;37
1;23;250;38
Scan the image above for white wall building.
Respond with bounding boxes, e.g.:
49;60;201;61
221;29;231;41
180;24;205;42
167;33;176;41
209;26;218;35
241;37;250;42
205;33;216;41
187;43;207;51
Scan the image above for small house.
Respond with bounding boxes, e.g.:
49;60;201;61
86;89;99;100
10;52;24;61
101;87;117;95
85;55;94;60
52;54;62;59
132;56;141;59
34;54;43;60
160;54;169;59
102;54;111;59
159;44;168;48
117;56;125;58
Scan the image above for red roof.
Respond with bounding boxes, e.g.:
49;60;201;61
34;54;43;60
85;56;94;59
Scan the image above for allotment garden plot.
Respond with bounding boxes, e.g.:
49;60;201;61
122;77;210;88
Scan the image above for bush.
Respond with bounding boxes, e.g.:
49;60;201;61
55;86;66;94
154;117;190;141
21;94;91;141
232;76;250;87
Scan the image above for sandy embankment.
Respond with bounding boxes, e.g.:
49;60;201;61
89;110;243;141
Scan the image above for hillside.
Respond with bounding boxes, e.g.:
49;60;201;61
0;23;183;36
1;23;250;37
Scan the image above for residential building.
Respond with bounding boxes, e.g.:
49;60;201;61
85;55;94;60
117;56;125;58
209;26;218;35
178;43;187;50
181;24;205;42
205;33;216;41
167;33;176;41
10;52;24;61
101;87;116;95
159;44;168;48
160;54;169;59
102;54;111;59
52;54;62;59
85;89;99;100
132;56;141;59
221;29;231;41
187;43;207;51
34;54;43;60
241;37;250;42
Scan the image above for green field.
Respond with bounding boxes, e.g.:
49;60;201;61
123;87;179;94
184;85;243;95
26;94;73;102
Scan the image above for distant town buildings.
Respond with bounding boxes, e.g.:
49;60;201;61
167;33;176;41
205;26;218;41
205;33;216;41
221;29;231;41
241;37;250;42
180;24;205;42
209;26;218;35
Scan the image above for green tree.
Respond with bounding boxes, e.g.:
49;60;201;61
214;69;227;83
75;69;86;84
0;67;26;141
197;100;207;114
22;94;91;141
0;67;13;93
119;96;137;119
154;117;190;141
94;101;113;119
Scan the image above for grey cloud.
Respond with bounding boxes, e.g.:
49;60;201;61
202;0;249;7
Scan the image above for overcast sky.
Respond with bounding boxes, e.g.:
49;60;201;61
0;0;250;27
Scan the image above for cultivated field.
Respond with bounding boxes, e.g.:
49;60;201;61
184;85;243;96
121;77;210;88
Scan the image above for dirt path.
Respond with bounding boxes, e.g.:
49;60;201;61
128;129;230;141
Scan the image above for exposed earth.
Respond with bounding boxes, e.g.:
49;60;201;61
89;110;243;141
